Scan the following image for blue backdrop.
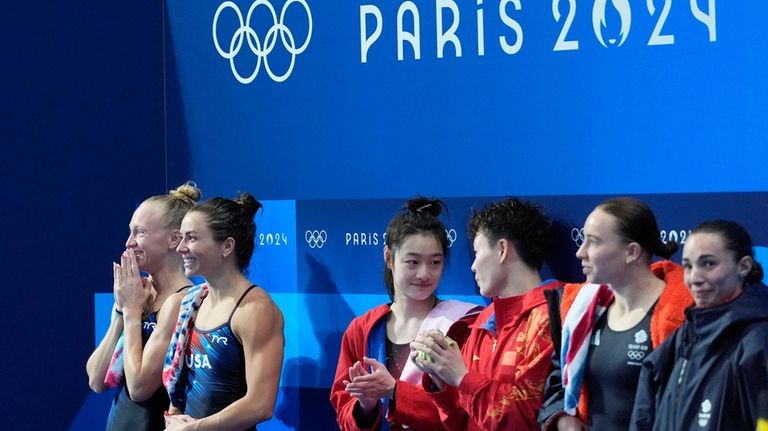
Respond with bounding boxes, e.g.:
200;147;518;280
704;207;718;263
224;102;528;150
156;0;768;429
5;0;767;429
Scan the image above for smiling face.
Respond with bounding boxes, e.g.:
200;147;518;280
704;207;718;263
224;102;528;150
575;208;631;285
682;232;750;308
471;231;506;298
125;202;171;274
176;211;228;278
386;233;444;304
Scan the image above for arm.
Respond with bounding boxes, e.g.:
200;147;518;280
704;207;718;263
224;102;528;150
329;325;381;431
389;316;477;429
86;304;124;393
629;359;658;431
177;294;285;430
387;379;445;429
117;251;183;401
123;291;184;401
344;357;447;429
735;326;768;427
459;319;555;430
416;312;557;430
538;348;586;431
411;330;471;431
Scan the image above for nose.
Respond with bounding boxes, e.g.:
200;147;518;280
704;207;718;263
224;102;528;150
470;257;477;274
416;264;431;281
686;266;703;287
575;241;587;260
176;239;188;255
125;233;137;249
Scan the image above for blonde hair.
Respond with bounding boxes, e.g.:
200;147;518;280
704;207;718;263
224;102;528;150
145;181;201;230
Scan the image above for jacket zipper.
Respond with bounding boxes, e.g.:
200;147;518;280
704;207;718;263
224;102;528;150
674;321;694;428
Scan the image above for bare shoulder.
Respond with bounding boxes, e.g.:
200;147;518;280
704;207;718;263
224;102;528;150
156;289;189;323
164;289;189;309
233;286;284;335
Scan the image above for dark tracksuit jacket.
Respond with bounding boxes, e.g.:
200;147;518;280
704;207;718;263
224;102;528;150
630;283;768;431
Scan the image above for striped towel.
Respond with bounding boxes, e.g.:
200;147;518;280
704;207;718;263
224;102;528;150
104;336;126;388
162;283;208;408
561;283;614;415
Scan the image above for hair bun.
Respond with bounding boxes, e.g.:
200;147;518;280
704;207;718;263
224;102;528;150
747;261;764;285
235;192;263;219
405;196;444;218
657;240;678;260
169;181;201;205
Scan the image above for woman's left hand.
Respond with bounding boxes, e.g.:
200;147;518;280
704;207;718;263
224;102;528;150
164;413;197;430
410;329;467;387
344;356;396;404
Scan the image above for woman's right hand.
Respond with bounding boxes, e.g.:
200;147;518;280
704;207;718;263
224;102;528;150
164;413;196;430
114;250;151;315
557;415;587;431
344;358;395;412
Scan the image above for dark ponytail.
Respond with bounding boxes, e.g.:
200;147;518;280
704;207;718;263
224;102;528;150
191;192;262;275
598;197;677;261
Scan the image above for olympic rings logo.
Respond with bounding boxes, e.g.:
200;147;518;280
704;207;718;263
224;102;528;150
305;229;327;248
627;350;645;361
446;229;457;248
571;227;585;247
212;0;312;83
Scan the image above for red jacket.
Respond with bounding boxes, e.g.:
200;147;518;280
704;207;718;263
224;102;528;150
426;280;561;431
330;303;476;431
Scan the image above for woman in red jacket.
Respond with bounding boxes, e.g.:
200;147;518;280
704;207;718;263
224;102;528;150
538;197;692;431
329;196;481;431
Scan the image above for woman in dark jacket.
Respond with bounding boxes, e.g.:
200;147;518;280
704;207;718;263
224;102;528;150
630;219;768;431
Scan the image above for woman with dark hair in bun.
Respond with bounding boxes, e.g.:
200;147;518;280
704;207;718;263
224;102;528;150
631;219;768;431
539;197;692;431
163;193;284;431
86;181;201;431
330;196;482;431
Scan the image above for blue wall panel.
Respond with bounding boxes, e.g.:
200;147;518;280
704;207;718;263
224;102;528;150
165;0;768;199
155;0;768;429
10;0;761;429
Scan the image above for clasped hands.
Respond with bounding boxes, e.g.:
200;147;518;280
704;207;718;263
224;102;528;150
343;357;397;413
409;329;467;389
113;250;154;315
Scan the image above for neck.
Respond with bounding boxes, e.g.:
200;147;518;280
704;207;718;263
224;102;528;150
203;265;249;303
610;263;664;313
497;264;542;299
390;295;436;320
147;256;191;304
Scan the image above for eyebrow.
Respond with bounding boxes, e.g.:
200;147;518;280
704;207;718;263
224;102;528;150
683;254;717;262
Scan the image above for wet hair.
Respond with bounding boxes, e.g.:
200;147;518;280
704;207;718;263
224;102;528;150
597;197;677;260
691;219;764;285
190;192;262;274
467;197;552;270
144;181;202;230
383;196;449;300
